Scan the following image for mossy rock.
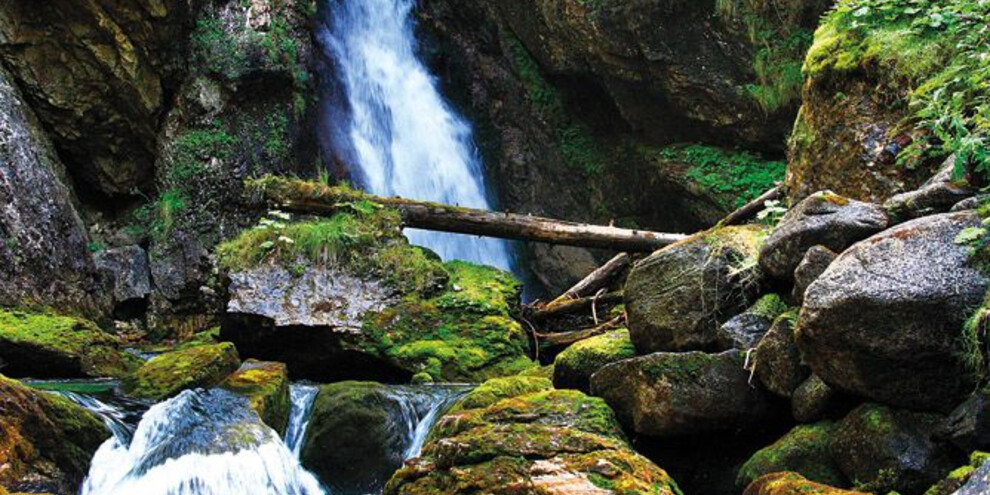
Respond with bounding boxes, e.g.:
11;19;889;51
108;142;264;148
122;342;241;400
925;451;990;495
744;472;870;495
0;374;109;494
220;360;290;436
0;309;141;379
449;375;552;413
738;422;847;489
553;329;635;392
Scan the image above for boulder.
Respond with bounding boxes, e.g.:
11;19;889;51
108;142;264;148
716;294;790;350
626;225;764;353
0;375;109;494
952;195;990;212
797;211;987;412
92;245;152;318
452;375;552;412
220;360;291;436
791;246;837;305
0;309;140;379
385;384;681;495
590;350;776;437
947;455;990;495
829;403;957;494
758;192;888;281
122;342;241;400
553;330;636;392
737;422;846;489
754;314;808;398
744;473;869;495
943;386;990;452
884;156;975;221
792;375;836;424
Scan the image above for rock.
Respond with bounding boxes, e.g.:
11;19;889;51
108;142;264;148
744;472;869;495
717;294;790;350
737;422;846;489
754;314;808;398
829;403;957;494
952;195;990;212
122;342;241;400
452;375;552;412
0;375;109;494
385;383;681;495
797;212;988;412
924;452;990;495
884;156;975;221
791;246;837;305
93;245;152;318
950;454;990;495
792;375;836;424
626;225;764;353
943;386;990;452
0;309;140;379
758;191;888;281
590;350;776;437
553;330;636;392
220;360;290;436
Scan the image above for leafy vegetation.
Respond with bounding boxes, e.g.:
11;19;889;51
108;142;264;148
655;144;786;208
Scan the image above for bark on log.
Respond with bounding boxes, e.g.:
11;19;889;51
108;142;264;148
536;316;623;348
546;253;633;307
251;177;689;252
720;185;782;226
532;292;624;321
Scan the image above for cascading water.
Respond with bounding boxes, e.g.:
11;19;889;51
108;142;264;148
317;0;514;271
388;386;467;460
285;384;320;457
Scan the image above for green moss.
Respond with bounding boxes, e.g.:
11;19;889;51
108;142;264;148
220;360;290;435
750;294;791;320
122;342;241;400
451;375;552;412
651;144;786;208
0;309;140;378
737;422;846;488
553;329;635;391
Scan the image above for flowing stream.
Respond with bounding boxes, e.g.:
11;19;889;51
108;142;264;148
317;0;514;271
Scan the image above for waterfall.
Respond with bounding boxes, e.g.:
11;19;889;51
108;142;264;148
285;384;320;457
51;391;141;444
386;385;468;460
317;0;514;271
81;389;326;495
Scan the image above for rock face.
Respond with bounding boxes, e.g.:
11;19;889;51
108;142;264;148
626;225;764;353
93;245;152;318
590;350;776;437
0;309;140;379
737;422;846;489
385;384;682;495
744;473;868;495
553;329;635;393
122;342;241;400
220;360;290;436
0;375;109;494
758;191;888;281
797;211;987;412
754;315;808;398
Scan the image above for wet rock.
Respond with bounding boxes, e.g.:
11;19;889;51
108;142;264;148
949;455;990;495
737;422;846;489
884;156;975;221
626;225;764;353
754;315;808;398
0;309;140;379
829;403;957;494
93;245;152;318
590;350;776;437
553;330;636;393
122;342;241;400
716;294;790;350
943;387;990;452
744;472;869;495
797;211;987;412
924;452;990;495
220;360;290;436
791;246;837;305
792;375;836;424
758;191;888;281
0;375;109;494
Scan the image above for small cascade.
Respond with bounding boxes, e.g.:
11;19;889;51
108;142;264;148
81;389;326;495
285;384;320;457
387;386;469;460
53;391;141;443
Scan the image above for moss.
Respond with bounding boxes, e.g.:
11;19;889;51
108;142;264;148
0;308;140;378
750;294;790;320
553;329;635;391
518;364;555;380
737;422;847;489
451;375;552;412
650;144;786;209
220;360;291;435
122;342;241;400
746;472;867;495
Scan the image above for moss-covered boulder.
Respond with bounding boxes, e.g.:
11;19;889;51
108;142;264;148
553;330;635;392
925;452;990;495
451;375;552;412
797;212;987;412
738;422;846;489
829;403;958;494
0;375;109;494
744;472;869;495
221;207;534;382
220;360;290;436
0;309;140;379
754;313;809;398
625;225;764;353
590;350;777;437
121;342;241;400
385;382;682;495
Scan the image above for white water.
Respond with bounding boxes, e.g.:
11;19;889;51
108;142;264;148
53;391;136;443
81;389;326;495
285;384;320;457
318;0;514;271
387;386;467;460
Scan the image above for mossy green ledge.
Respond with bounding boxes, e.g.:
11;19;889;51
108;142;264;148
0;308;141;379
122;342;241;401
220;360;290;436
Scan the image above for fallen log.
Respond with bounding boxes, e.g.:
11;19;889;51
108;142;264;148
532;292;624;321
545;253;633;307
536;316;623;348
720;185;782;227
249;177;689;252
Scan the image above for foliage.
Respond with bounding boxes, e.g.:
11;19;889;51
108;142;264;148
955;199;990;268
657;144;786;208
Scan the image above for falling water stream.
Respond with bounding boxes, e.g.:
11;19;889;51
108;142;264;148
317;0;514;271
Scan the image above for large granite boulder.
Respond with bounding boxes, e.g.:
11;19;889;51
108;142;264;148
590;350;777;437
625;225;764;353
122;342;241;400
758;191;888;281
796;211;987;412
